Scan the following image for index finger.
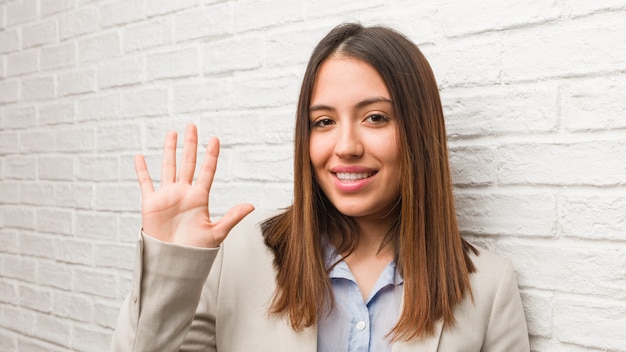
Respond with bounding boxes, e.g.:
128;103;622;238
196;136;220;194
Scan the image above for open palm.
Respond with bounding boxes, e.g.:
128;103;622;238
135;124;254;248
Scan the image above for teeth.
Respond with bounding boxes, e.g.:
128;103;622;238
336;172;372;181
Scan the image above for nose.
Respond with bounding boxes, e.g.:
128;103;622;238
334;122;363;159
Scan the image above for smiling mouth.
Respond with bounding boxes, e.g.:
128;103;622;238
335;172;377;181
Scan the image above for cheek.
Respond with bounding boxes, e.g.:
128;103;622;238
308;134;328;170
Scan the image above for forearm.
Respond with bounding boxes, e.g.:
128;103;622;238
111;232;219;352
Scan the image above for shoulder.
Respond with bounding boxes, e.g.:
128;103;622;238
466;246;518;306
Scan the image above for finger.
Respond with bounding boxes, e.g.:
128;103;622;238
161;130;178;186
214;203;255;238
196;136;220;194
178;124;198;184
134;154;155;199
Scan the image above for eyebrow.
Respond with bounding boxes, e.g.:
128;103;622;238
309;97;393;112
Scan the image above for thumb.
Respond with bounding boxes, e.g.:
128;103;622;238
214;203;255;237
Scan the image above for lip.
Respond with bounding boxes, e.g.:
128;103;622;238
330;166;377;193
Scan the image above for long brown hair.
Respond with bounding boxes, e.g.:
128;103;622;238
262;23;477;341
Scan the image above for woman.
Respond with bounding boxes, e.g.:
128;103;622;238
112;23;529;351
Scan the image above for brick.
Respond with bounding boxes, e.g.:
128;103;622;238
561;75;626;131
0;80;19;104
94;242;134;270
554;297;626;350
519;289;553;338
202;35;263;74
6;0;38;27
5;156;37;180
38;260;72;290
0;331;16;351
119;214;141;242
0;131;19;154
41;0;75;18
54;182;93;209
20;182;55;206
54;238;93;265
497;141;626;186
2;254;37;281
227;145;293;182
22;19;58;48
146;47;199;80
78;32;122;63
265;25;329;68
145;0;197;17
559;191;626;241
173;78;232;114
22;76;56;101
20;130;56;153
233;70;300;108
53;291;92;322
77;156;119;181
195;112;265;146
174;3;233;42
56;126;96;152
96;123;142;152
75;211;118;240
18;232;55;259
99;0;144;28
57;69;97;96
449;146;496;186
18;339;67;352
6;49;39;77
124;18;172;52
121;87;169;117
259;108;295;145
59;6;99;39
36;208;73;235
0;30;18;54
77;93;121;121
35;313;71;347
93;301;122;329
501;13;626;81
0;181;19;205
427;36;502;87
19;284;52;313
38;156;74;181
93;183;140;212
40;42;76;71
234;0;301;32
442;82;558;138
2;305;36;335
0;280;18;304
455;191;555;237
73;267;117;298
38;101;75;126
3;105;37;129
495;241;626;300
441;0;559;37
99;57;144;89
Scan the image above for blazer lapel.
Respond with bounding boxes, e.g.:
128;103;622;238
391;319;443;352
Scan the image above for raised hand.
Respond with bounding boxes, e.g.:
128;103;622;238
134;124;254;248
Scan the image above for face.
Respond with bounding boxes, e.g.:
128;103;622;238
309;55;401;224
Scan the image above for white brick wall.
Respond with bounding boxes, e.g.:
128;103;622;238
1;1;625;351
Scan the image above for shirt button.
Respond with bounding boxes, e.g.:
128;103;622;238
356;321;366;331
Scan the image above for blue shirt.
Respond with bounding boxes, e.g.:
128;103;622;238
317;247;404;352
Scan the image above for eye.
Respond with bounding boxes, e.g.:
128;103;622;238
364;113;389;125
312;118;335;128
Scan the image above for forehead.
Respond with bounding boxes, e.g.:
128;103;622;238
310;55;391;106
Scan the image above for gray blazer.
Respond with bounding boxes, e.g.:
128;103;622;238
111;211;530;351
